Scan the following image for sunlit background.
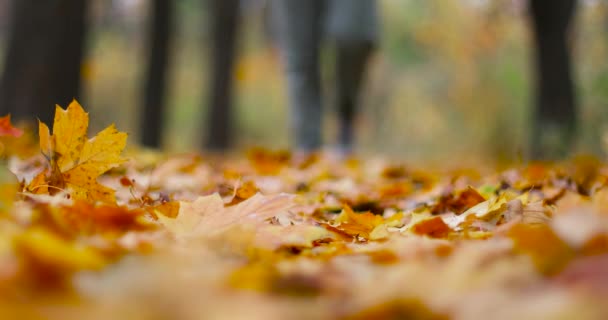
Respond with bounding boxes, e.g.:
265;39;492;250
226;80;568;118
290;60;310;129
1;0;608;163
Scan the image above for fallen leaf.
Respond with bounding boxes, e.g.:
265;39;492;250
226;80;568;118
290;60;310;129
344;299;448;320
553;254;608;294
508;223;574;275
431;186;485;214
27;100;127;202
247;147;290;175
13;227;106;284
159;192;297;238
225;180;259;206
0;115;23;138
0;166;18;213
57;201;154;235
147;201;180;219
411;216;451;238
333;205;385;239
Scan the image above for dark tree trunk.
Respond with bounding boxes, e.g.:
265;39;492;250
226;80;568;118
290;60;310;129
205;0;240;151
529;0;577;159
140;0;174;148
0;0;88;125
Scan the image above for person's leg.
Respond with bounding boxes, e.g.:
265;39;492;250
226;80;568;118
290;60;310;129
327;0;378;155
272;0;325;152
529;0;578;160
335;41;373;154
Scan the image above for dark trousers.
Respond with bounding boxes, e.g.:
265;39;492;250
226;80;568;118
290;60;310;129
273;0;377;152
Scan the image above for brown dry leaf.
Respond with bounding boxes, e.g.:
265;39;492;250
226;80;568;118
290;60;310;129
431;186;486;214
411;216;451;238
27;100;127;202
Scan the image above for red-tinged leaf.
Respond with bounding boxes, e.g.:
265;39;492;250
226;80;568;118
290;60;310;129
0;115;23;138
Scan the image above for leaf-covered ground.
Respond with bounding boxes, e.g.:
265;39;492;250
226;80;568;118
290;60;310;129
1;102;608;319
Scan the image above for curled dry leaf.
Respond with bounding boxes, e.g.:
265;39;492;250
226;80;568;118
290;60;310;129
431;186;485;215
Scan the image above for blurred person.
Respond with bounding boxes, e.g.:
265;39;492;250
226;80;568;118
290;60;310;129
272;0;378;155
528;0;578;159
0;0;89;125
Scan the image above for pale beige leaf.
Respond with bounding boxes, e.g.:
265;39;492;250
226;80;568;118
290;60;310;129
159;193;297;238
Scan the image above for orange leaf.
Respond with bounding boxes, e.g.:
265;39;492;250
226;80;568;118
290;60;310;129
411;216;451;238
226;180;259;206
333;205;385;239
431;186;485;214
59;201;153;235
0;115;23;138
247;147;290;175
507;223;574;275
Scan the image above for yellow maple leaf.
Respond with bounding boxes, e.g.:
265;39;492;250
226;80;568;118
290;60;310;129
29;100;127;203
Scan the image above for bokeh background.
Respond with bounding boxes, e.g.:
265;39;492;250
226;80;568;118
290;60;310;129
1;0;608;163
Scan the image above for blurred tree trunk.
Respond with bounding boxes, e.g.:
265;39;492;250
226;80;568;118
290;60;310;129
0;0;88;125
205;0;240;151
529;0;577;159
140;0;174;148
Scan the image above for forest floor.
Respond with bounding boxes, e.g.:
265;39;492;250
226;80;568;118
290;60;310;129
1;102;608;319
